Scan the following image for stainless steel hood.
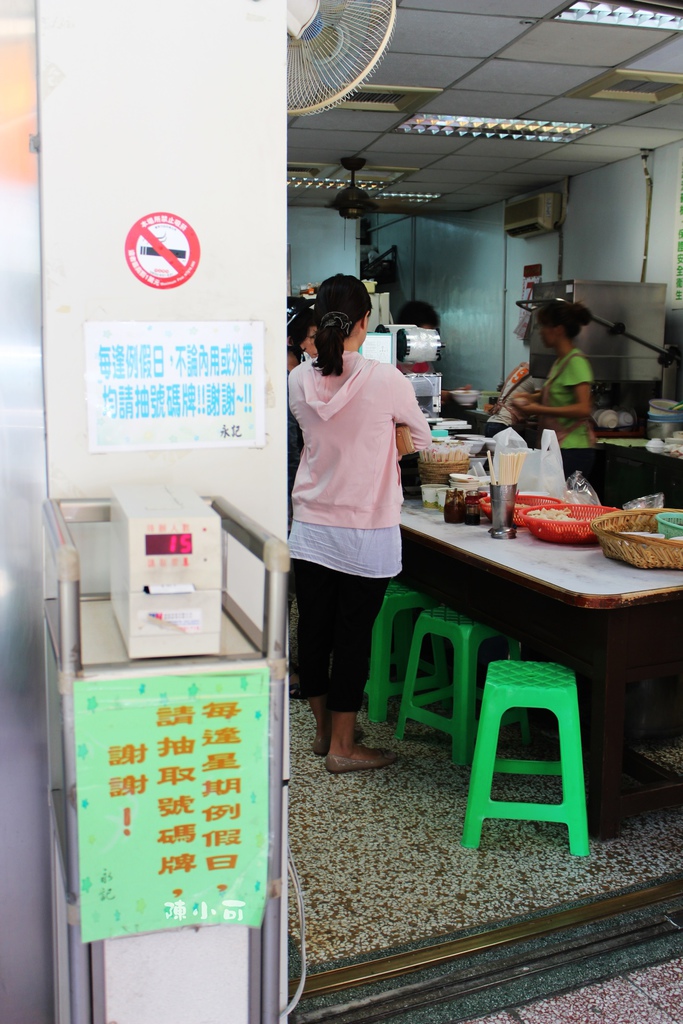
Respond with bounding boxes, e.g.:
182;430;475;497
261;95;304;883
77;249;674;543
528;281;668;383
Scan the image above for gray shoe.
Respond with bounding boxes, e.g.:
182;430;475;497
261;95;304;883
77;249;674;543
325;749;397;774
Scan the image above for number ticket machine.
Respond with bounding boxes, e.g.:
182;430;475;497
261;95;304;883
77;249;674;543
110;484;223;659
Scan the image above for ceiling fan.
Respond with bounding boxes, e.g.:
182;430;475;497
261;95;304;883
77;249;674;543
287;0;396;116
328;158;378;220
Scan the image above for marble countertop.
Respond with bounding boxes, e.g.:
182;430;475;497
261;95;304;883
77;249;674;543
400;500;683;601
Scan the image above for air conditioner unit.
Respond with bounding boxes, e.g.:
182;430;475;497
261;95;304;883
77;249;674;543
504;193;562;238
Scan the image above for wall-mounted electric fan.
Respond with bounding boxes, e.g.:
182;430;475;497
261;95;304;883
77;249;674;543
287;0;396;116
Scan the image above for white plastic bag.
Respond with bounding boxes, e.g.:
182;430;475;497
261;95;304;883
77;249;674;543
493;427;565;498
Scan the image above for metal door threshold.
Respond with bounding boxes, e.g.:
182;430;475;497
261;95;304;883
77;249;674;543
289;878;683;1020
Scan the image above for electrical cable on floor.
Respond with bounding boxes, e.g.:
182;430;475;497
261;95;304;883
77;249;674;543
281;841;307;1019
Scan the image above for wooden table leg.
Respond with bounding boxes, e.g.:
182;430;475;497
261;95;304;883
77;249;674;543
587;610;629;840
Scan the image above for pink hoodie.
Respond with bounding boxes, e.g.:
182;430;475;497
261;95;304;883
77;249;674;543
289;352;432;529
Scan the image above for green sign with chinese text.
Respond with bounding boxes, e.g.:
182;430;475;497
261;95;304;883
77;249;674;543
74;670;270;942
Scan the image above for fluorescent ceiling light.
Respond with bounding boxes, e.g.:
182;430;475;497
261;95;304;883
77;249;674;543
287;175;440;201
395;115;604;143
556;2;683;30
375;192;442;203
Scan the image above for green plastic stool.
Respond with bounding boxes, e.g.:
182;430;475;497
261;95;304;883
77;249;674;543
395;606;528;765
461;660;590;857
365;581;439;723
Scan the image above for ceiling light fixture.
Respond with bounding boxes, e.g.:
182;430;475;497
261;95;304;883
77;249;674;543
395;114;604;142
374;191;442;202
555;2;683;30
287;176;441;201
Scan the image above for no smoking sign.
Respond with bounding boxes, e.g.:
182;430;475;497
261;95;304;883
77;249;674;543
125;212;200;289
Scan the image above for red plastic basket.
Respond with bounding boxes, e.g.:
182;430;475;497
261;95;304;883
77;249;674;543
519;503;619;544
479;493;565;528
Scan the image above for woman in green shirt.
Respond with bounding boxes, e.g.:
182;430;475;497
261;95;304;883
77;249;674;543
513;300;596;481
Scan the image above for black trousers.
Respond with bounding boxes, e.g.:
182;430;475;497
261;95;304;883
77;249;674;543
292;559;390;713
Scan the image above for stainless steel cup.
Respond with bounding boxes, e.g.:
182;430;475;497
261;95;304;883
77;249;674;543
489;483;517;539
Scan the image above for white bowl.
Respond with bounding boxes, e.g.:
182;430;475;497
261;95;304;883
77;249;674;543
596;409;619;430
450;389;480;407
448;473;480;492
451;433;486;455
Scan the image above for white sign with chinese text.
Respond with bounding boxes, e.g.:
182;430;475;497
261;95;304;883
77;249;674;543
673;149;683;310
85;321;266;452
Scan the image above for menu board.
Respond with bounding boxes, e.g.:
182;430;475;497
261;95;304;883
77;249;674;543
74;669;270;942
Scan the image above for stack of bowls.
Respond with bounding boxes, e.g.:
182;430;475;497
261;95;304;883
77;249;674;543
647;399;683;440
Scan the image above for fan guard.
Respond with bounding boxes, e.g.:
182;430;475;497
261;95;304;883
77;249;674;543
288;0;396;117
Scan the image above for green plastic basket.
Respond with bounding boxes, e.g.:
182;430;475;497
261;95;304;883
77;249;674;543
655;511;683;539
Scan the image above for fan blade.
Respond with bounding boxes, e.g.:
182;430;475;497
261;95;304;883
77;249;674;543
287;0;320;39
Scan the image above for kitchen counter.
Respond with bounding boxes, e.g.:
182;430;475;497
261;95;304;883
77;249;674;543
601;440;683;507
399;500;683;839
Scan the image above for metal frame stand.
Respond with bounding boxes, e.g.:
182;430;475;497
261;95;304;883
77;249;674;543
43;496;289;1024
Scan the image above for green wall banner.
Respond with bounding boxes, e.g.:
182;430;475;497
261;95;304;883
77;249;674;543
74;670;270;943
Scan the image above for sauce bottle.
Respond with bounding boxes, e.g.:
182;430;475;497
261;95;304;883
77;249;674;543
444;489;465;524
465;492;481;526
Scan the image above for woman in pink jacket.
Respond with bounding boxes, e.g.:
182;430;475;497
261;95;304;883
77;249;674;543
288;274;431;774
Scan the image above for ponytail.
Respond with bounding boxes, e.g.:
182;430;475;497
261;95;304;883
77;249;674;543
313;274;372;377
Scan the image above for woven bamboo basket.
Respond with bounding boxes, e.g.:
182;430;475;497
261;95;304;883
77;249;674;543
418;454;470;484
590;508;683;570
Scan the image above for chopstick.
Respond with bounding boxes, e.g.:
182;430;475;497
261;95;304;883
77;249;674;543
487;451;497;485
497;451;527;485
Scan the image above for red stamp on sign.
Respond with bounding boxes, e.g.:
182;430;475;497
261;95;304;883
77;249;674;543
125;212;200;289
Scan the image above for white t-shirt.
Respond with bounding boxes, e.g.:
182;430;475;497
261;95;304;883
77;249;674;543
288;521;401;578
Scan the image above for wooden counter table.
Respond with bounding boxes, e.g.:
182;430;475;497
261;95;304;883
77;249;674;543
399;500;683;839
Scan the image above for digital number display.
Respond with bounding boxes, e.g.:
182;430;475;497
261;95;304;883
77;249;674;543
145;533;193;556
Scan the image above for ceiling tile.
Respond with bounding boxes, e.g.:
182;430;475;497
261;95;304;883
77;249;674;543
362;133;473;154
391;10;534;58
445;137;566;158
366;52;480;88
627;35;683;72
398;0;561;14
498;22;676;67
622;104;683;130
456;183;526;195
287;148;344;162
403;168;486;185
430;192;501;209
519;157;604;174
580;125;683;147
538;142;640;160
491;170;565;185
351;150;443;169
388;180;462;194
523;96;652;125
456;58;610;95
288;129;381;152
431;152;530;171
289;109;405;131
420;89;554;117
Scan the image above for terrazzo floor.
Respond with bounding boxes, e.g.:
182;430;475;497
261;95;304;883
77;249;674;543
467;954;683;1023
287;695;683;973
